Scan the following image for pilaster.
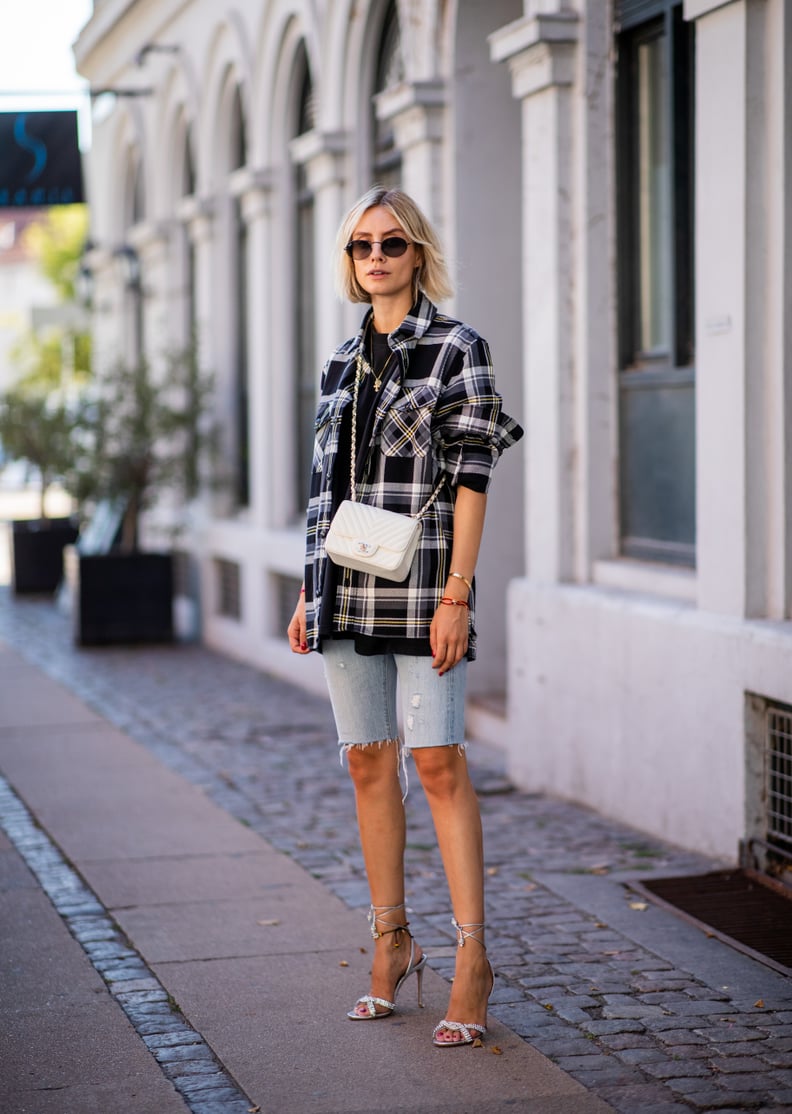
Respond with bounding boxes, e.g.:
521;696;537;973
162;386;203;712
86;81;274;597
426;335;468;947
490;12;580;584
375;81;446;226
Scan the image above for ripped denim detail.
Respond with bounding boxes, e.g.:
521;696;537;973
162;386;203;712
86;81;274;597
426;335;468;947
339;737;470;802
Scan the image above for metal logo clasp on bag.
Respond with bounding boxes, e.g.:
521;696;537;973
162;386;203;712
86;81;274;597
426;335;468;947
355;540;378;556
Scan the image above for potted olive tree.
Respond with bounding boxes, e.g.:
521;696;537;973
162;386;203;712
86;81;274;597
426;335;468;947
0;386;81;593
65;344;215;646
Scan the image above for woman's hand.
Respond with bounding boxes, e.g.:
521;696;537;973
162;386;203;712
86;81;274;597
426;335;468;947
287;594;310;654
430;601;469;676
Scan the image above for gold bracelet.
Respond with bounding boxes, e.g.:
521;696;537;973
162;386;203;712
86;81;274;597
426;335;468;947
449;571;472;593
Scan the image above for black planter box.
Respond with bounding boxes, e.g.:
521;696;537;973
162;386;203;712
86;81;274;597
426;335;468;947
67;550;174;646
11;517;79;594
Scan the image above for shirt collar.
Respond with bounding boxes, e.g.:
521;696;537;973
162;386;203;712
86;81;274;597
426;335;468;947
358;293;438;348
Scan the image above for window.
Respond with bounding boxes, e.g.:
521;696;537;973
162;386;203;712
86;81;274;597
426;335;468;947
616;1;695;566
229;86;250;508
180;121;198;342
293;49;316;517
372;1;403;187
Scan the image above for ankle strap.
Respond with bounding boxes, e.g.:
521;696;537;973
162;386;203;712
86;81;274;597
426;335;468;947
367;902;410;942
452;917;486;949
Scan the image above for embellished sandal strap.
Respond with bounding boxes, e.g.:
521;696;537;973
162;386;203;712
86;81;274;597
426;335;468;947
354;994;396;1017
432;1019;486;1040
368;902;410;943
451;917;486;949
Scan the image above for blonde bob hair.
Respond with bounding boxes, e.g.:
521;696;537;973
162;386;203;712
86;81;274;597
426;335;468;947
335;186;454;305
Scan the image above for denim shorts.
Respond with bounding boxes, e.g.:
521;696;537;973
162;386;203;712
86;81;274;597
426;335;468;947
321;638;468;752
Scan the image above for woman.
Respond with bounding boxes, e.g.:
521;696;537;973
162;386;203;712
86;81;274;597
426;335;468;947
288;186;522;1047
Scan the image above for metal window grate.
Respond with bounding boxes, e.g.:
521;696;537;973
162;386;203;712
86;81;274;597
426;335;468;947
215;559;241;620
767;704;792;854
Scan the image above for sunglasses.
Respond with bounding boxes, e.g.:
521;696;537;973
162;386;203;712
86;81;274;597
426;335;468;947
344;237;411;260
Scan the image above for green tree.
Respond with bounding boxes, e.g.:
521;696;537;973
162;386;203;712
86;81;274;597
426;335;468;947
23;206;90;303
0;390;80;520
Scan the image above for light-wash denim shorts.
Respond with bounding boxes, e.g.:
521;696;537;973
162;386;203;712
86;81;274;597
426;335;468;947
321;638;468;753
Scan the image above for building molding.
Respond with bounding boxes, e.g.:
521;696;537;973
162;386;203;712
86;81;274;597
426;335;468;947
489;13;579;99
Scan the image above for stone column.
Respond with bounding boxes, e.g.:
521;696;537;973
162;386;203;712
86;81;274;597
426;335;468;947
376;81;446;227
490;11;580;583
289;131;348;383
233;169;273;527
127;219;173;367
686;0;792;618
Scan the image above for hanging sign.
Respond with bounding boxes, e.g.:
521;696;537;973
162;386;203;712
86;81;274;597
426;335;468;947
0;111;84;207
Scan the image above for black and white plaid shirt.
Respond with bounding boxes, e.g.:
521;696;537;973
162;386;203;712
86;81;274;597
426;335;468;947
302;295;523;657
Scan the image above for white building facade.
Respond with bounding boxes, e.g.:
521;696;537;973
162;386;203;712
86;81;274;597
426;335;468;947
75;0;792;862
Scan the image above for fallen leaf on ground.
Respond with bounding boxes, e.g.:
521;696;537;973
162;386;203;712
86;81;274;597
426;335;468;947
256;919;280;927
339;960;349;967
472;1038;483;1047
754;999;765;1008
629;901;648;911
486;866;499;876
491;1046;503;1055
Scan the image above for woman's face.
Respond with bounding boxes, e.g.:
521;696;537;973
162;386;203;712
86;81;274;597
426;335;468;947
349;206;420;306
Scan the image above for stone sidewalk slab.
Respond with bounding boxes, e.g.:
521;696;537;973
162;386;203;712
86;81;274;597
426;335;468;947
0;640;613;1113
0;840;189;1114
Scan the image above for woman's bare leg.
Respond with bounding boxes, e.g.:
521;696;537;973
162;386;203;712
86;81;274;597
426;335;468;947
412;745;492;1043
346;741;423;1015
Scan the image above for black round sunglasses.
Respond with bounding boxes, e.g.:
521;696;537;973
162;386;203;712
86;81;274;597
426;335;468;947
344;237;411;261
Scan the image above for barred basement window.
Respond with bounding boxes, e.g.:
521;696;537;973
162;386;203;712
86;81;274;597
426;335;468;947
767;703;792;856
215;559;241;620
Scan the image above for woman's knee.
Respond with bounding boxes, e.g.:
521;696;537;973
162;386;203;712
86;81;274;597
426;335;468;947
345;740;400;790
413;747;468;800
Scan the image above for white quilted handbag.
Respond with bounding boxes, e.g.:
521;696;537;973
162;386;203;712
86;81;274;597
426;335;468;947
324;351;442;583
325;500;423;582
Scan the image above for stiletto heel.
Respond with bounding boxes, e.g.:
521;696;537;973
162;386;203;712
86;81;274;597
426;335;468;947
432;918;494;1048
347;902;427;1020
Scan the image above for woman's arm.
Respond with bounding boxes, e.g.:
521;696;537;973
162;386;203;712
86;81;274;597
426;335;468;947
430;486;487;675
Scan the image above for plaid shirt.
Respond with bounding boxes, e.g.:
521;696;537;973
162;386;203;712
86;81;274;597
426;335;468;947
303;295;523;656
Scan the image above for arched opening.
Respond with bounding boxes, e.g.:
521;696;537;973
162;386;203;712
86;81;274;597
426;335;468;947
371;0;403;186
228;82;250;508
291;43;317;515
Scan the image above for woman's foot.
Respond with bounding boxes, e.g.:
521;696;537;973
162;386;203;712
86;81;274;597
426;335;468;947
433;920;493;1046
348;904;426;1020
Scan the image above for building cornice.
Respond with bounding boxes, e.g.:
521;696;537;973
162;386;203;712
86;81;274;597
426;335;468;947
74;0;192;83
489;12;580;98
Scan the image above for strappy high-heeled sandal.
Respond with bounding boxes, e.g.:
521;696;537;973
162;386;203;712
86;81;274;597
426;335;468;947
347;902;427;1020
432;918;494;1048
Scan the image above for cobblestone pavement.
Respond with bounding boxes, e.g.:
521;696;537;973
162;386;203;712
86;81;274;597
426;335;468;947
2;587;792;1114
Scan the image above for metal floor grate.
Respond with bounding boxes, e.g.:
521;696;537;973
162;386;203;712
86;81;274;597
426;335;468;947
635;869;792;976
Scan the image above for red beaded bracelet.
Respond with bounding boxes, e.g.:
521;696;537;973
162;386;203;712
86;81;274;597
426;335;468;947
439;596;469;608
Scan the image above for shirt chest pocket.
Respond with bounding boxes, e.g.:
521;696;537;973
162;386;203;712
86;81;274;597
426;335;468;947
312;398;344;472
379;386;437;459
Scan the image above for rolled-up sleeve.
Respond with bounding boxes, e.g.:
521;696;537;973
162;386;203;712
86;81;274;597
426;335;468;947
433;336;523;491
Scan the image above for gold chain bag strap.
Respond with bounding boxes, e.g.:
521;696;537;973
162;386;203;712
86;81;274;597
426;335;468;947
324;351;444;582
